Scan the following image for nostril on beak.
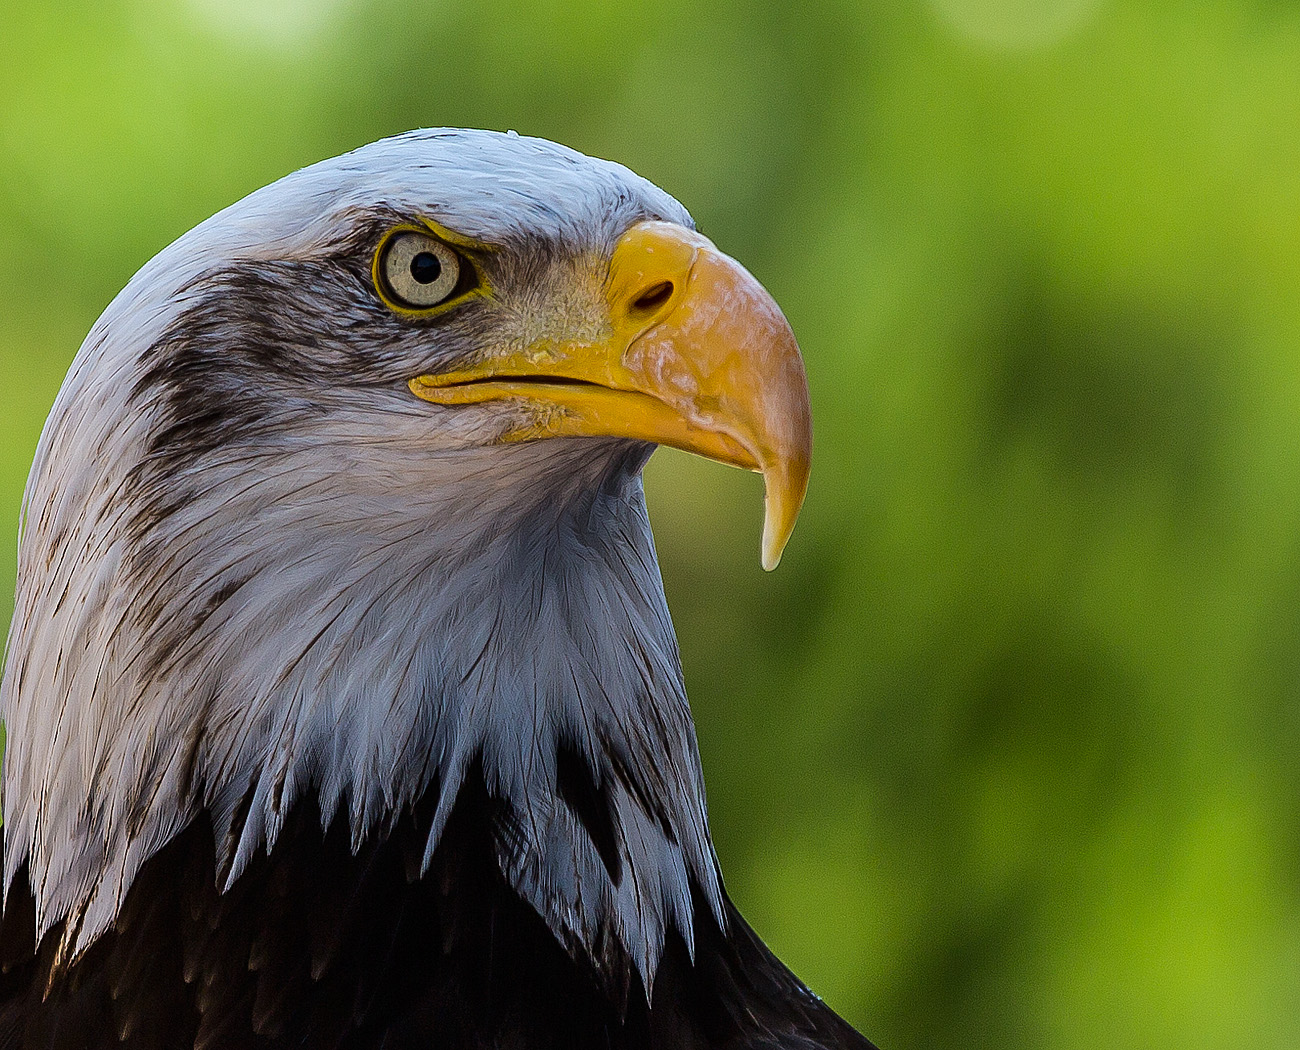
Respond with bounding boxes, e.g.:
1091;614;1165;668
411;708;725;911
630;281;675;317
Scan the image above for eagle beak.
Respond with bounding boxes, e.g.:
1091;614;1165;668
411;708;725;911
409;221;812;571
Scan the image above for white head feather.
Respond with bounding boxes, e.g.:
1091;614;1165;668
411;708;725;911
1;129;721;985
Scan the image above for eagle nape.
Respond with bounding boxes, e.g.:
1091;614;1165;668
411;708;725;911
0;129;876;1050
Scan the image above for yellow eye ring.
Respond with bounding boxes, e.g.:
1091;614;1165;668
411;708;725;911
372;220;492;316
381;232;458;307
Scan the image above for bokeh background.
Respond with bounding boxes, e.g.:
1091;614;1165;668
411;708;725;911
3;0;1299;1046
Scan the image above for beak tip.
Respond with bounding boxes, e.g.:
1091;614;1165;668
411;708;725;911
759;496;796;573
758;448;810;572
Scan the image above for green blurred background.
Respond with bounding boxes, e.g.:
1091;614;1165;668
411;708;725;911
3;0;1300;1046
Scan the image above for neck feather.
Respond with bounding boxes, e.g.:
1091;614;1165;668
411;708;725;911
2;431;722;988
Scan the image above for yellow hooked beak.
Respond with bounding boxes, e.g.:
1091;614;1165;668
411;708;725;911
409;221;812;571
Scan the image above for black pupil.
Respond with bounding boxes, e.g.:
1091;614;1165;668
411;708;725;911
410;251;442;285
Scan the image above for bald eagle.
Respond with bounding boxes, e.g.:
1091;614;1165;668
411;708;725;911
0;130;873;1050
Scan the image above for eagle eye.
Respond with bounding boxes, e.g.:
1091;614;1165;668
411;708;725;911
375;229;463;311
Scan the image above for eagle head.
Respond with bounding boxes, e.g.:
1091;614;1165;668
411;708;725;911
0;129;811;994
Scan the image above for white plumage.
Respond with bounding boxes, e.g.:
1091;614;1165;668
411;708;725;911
0;128;864;1050
4;131;714;976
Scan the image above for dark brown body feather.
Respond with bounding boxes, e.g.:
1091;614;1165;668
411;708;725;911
0;771;874;1050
